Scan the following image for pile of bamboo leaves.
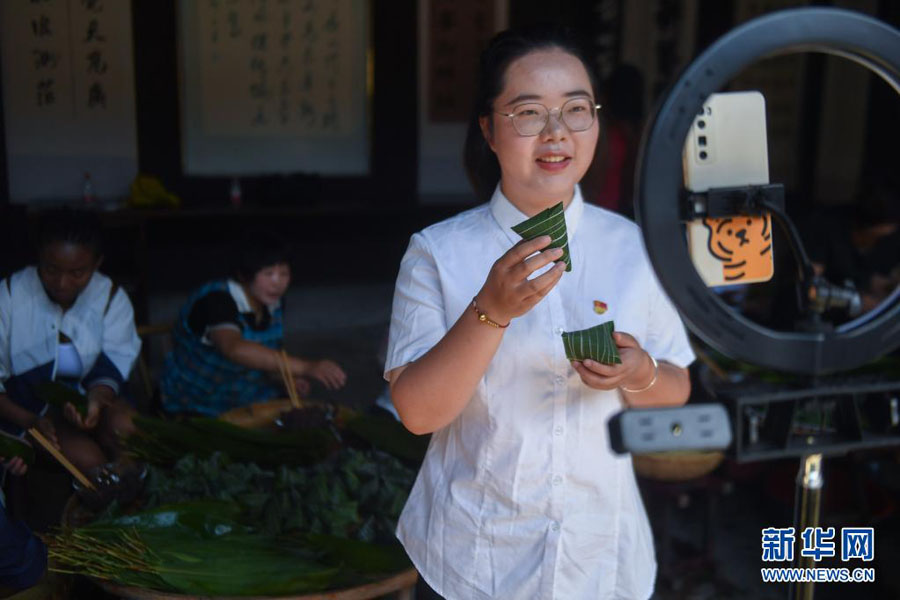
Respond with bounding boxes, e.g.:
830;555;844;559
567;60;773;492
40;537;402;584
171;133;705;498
125;415;340;467
47;411;428;596
125;412;429;468
47;500;410;596
135;449;415;543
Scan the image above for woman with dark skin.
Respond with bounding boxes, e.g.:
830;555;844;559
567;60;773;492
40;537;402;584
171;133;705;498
0;208;141;474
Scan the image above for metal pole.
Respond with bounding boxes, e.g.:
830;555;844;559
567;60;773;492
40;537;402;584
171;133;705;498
791;453;823;600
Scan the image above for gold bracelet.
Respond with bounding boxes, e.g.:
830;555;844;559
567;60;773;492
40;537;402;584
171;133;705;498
621;354;658;393
471;297;509;329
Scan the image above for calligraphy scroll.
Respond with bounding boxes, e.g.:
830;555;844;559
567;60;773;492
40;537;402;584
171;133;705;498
0;0;138;203
180;0;369;175
418;0;506;198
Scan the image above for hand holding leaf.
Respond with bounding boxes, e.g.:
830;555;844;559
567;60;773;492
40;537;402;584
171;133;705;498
569;330;655;392
0;430;35;468
66;395;104;430
32;381;88;416
511;202;572;271
476;235;566;326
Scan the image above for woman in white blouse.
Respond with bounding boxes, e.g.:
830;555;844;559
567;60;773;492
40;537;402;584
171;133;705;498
385;25;695;600
0;209;141;474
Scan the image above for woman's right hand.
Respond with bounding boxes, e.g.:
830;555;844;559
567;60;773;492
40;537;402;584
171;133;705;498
475;235;567;325
307;360;347;391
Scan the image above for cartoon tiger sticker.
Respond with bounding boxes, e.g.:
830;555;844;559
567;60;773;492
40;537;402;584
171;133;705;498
701;215;774;283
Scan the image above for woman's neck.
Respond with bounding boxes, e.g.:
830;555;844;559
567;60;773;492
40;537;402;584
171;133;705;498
499;181;575;217
240;283;265;321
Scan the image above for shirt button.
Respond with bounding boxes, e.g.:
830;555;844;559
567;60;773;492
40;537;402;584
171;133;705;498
554;426;563;436
553;475;563;486
550;521;560;532
555;327;564;335
555;376;565;385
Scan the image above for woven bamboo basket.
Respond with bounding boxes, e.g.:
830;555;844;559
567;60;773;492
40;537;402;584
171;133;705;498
218;399;295;428
632;451;725;482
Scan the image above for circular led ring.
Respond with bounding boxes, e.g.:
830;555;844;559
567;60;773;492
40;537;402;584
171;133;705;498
635;8;900;374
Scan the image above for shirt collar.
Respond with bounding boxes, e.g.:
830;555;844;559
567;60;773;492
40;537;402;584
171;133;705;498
227;279;279;314
27;265;98;316
489;184;585;245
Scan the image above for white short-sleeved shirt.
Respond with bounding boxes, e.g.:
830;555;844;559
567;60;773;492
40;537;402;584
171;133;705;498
0;266;141;396
385;185;695;600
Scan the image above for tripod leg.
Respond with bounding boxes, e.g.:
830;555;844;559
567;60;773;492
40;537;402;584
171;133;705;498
791;453;823;600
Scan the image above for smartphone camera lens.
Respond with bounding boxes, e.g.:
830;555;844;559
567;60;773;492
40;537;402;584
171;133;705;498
698;120;706;129
698;136;707;146
699;150;708;160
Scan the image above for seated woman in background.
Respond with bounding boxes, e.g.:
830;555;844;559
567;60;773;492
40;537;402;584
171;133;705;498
160;231;347;416
0;208;141;473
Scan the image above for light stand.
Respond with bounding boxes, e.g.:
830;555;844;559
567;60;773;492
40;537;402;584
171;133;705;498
619;8;900;600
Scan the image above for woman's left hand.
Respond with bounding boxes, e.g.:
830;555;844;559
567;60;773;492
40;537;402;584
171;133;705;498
65;398;102;430
66;386;114;430
571;331;654;391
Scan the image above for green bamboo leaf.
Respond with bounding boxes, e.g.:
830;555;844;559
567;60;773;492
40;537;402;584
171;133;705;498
561;321;621;365
304;533;411;574
32;381;88;416
50;503;342;596
91;500;247;538
511;201;572;271
343;414;429;465
126;415;338;466
0;429;35;465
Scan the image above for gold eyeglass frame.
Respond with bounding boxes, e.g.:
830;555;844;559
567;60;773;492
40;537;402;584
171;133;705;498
495;99;603;136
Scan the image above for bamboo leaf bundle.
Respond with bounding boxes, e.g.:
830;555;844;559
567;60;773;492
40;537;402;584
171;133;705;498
49;520;337;595
32;381;88;416
342;413;429;465
125;415;339;467
0;429;35;465
48;500;412;596
561;321;622;365
511;201;572;271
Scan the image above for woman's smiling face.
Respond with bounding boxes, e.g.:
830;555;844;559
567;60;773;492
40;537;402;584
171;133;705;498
480;48;599;214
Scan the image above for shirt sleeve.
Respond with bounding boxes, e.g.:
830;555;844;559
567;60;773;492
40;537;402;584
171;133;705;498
0;279;10;394
383;233;448;381
188;291;241;339
644;269;696;369
82;287;142;394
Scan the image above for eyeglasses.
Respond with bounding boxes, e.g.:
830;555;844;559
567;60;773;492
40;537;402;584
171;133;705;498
495;98;602;136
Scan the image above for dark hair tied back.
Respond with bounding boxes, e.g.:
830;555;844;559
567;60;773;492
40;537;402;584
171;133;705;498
37;207;102;258
463;23;600;202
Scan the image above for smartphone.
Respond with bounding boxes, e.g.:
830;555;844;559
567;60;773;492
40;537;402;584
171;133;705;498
683;91;774;286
